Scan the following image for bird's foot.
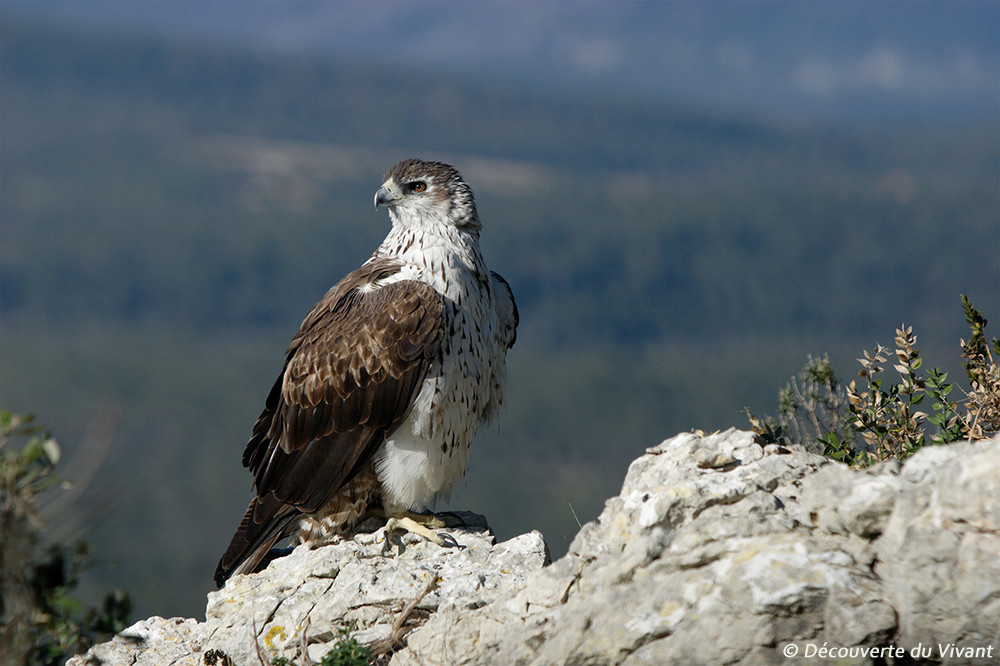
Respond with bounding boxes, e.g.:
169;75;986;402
382;511;464;553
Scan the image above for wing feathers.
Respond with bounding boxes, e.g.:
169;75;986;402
251;271;444;502
214;495;298;587
218;259;445;586
491;270;518;349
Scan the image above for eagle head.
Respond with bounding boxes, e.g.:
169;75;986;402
375;159;480;232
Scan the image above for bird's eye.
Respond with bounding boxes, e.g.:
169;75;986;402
411;181;427;193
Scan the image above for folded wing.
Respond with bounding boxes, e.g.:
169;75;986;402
215;259;444;585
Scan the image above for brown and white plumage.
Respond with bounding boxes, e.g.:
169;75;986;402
215;159;517;586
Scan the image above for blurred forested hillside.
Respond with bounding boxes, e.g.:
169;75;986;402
1;10;997;620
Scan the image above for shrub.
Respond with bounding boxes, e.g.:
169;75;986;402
0;411;131;665
750;295;999;466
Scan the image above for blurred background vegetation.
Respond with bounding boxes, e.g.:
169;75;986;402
1;2;997;624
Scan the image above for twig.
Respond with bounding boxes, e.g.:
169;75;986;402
568;502;583;529
252;592;266;666
369;573;438;657
299;614;313;666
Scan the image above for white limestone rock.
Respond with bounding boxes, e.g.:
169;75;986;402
69;431;1000;666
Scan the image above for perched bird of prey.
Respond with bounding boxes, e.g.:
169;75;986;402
215;159;517;587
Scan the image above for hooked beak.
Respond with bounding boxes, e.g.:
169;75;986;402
374;182;402;209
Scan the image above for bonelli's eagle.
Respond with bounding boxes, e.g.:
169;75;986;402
215;159;517;586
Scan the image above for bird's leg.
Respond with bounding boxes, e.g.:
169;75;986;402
382;510;462;551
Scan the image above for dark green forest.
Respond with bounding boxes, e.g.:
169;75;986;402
2;16;998;621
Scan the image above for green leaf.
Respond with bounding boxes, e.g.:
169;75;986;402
22;438;44;465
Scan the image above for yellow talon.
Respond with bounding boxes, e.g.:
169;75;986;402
382;512;462;550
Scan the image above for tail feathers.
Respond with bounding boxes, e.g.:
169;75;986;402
215;495;299;588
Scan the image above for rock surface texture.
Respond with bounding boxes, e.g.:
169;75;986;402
69;430;1000;666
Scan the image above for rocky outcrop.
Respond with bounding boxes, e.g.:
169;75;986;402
69;430;1000;666
68;512;549;665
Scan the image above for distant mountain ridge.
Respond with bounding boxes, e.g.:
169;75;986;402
5;1;998;124
0;14;800;173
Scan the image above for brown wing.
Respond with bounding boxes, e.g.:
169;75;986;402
248;261;444;508
215;258;444;585
491;270;518;350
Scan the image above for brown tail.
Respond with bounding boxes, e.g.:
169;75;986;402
215;494;300;587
